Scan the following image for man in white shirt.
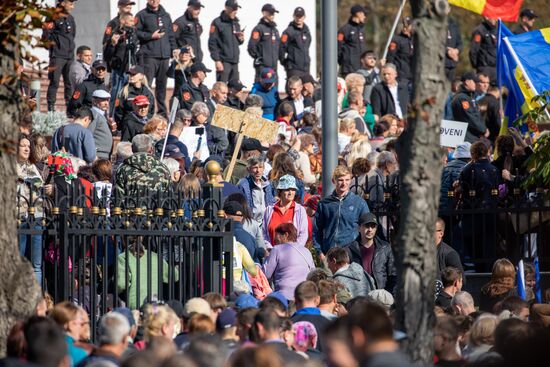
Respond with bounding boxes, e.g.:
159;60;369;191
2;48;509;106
370;63;409;122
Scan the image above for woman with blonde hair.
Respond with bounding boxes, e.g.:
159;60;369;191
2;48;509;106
338;118;356;153
347;138;372;166
479;259;517;312
143;115;168;143
50;301;89;366
135;304;179;350
295;134;317;187
463;314;498;362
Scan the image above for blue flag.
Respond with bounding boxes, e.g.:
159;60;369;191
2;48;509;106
497;21;550;134
534;257;542;303
517;259;526;300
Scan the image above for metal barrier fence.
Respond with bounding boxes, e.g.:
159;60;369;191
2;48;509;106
17;172;233;340
351;173;550;271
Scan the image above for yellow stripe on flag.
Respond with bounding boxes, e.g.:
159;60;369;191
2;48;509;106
540;28;550;44
448;0;486;15
514;67;538;114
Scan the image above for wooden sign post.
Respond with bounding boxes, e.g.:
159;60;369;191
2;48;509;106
211;105;279;181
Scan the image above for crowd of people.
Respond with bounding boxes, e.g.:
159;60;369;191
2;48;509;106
12;0;550;366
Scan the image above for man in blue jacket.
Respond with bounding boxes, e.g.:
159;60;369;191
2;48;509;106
314;165;370;259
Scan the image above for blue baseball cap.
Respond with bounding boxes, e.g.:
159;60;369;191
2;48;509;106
260;67;277;84
112;307;136;327
235;294;259;309
266;291;288;309
216;308;237;330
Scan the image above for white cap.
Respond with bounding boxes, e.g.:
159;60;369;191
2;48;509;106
92;89;111;99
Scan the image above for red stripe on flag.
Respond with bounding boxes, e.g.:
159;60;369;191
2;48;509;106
481;0;524;22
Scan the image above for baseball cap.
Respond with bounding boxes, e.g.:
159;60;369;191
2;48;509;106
112;307;136;327
359;212;378;226
241;138;267;152
276;174;298;190
261;4;279;14
92;89;111;99
92;60;107;69
216;308;237;330
189;62;211;74
117;0;136;6
183;297;211;317
166;300;185;319
300;74;316;85
235;294;259;309
228;79;246;91
133;95;150;106
223;201;244;216
225;0;241;10
402;16;412;27
461;71;478;83
453;142;472;159
128;65;145;75
260;67;277;84
520;9;537;19
293;7;305;18
188;0;204;8
266;291;289;309
350;4;367;15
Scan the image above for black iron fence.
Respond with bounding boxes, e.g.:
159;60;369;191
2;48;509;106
17;175;233;339
351;173;550;271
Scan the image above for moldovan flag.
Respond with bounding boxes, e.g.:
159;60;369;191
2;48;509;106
449;0;523;22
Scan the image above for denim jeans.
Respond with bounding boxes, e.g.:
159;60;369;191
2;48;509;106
110;70;128;116
19;224;43;285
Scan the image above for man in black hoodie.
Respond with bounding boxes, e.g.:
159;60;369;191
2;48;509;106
279;7;312;78
173;0;204;62
337;5;368;77
248;4;281;82
135;0;178;117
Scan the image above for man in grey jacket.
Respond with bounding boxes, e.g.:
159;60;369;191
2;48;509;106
69;45;93;89
89;89;115;159
327;247;374;298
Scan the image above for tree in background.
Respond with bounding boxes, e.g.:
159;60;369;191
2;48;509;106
393;0;448;363
0;0;52;356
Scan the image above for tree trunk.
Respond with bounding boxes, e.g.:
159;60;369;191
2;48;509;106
0;23;42;357
394;0;449;364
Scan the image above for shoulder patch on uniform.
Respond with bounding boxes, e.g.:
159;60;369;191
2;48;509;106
133;16;139;26
210;24;216;34
73;90;81;100
182;91;191;101
105;26;112;36
281;34;288;43
43;21;54;30
252;31;260;40
172;24;178;32
337;32;344;42
389;42;397;51
473;34;481;43
461;100;470;110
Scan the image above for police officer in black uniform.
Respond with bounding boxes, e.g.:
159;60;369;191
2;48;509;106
514;9;538;35
67;60;109;118
386;17;414;86
42;0;77;111
279;7;312;78
469;17;498;83
135;0;178;117
445;15;463;82
248;4;280;82
338;5;368;77
451;72;487;144
208;0;245;82
177;62;211;111
173;0;204;62
102;0;135;49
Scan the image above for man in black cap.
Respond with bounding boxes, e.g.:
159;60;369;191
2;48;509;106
227;79;246;110
451;72;487;143
42;0;78;111
135;0;178;117
103;11;139;114
223;138;267;185
67;59;109;117
344;213;396;293
173;0;204;62
248;4;281;82
176;62;211;110
338;5;368;77
279;7;312;78
224;201;259;261
469;17;498;82
386;17;414;86
208;0;245;82
103;0;135;48
514;9;538;35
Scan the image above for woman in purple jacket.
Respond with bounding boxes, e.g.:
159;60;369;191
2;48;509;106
264;223;315;301
262;175;309;248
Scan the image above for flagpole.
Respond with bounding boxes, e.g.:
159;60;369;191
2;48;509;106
503;37;550;120
381;0;407;61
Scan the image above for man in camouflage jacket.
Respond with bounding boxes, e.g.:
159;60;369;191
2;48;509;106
115;134;170;199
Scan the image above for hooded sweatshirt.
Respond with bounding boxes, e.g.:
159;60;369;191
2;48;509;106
333;262;375;298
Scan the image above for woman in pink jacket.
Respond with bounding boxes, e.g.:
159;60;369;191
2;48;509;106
262;175;309;248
